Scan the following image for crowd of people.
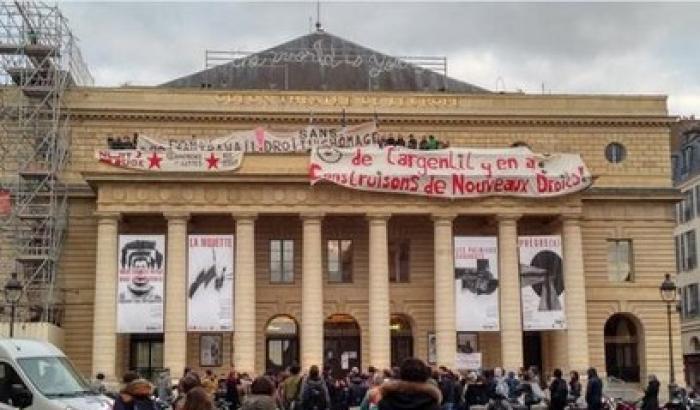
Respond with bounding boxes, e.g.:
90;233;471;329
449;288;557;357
377;134;449;150
103;358;664;410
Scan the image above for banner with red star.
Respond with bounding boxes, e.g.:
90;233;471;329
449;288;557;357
96;149;243;172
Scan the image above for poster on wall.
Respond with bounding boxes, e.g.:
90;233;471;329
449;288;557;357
456;332;481;370
454;237;499;331
518;235;566;330
200;334;223;367
117;235;165;333
187;235;234;331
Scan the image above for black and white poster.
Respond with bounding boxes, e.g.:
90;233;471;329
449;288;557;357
187;235;234;331
454;237;499;331
518;235;567;330
117;235;165;333
200;334;223;367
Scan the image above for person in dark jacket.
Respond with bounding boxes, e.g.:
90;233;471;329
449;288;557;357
224;371;241;410
300;365;331;410
438;369;457;410
113;379;158;410
377;358;442;410
347;371;368;407
568;371;582;405
640;374;660;410
548;369;568;410
585;368;603;410
505;372;520;401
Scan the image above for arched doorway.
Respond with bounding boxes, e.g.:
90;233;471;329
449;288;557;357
324;314;361;377
265;315;299;373
391;314;413;367
604;313;641;382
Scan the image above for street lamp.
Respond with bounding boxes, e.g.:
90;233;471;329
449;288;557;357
660;273;678;398
4;273;22;338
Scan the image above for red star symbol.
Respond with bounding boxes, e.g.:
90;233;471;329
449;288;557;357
205;152;220;169
147;152;162;169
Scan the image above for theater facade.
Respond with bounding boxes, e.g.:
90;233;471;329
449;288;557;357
46;31;682;387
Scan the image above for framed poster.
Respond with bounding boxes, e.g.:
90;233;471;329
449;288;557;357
116;234;165;333
187;234;234;331
427;332;437;365
200;334;223;367
518;235;567;330
456;332;478;354
454;236;499;331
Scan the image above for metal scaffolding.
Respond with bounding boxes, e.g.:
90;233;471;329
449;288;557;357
0;1;92;325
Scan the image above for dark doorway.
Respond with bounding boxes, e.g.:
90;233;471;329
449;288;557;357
266;315;299;374
523;332;543;372
604;314;641;382
130;334;164;382
390;315;413;367
324;314;361;377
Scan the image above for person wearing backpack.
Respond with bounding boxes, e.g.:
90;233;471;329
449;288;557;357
301;365;331;410
347;370;369;408
548;369;568;410
282;365;304;410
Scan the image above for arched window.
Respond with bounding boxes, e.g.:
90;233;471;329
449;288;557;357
390;314;413;367
265;315;299;373
604;314;641;382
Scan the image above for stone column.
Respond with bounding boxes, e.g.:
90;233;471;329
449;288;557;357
233;213;257;373
562;215;590;373
301;213;324;370
163;212;189;378
91;212;120;381
498;214;523;372
367;213;391;370
433;214;456;368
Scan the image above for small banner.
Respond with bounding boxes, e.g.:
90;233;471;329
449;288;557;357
454;237;499;331
117;235;165;333
187;235;234;332
309;146;591;198
518;235;566;330
97;148;243;172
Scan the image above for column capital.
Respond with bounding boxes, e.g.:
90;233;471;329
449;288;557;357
94;211;121;223
163;211;190;222
232;212;258;222
366;212;391;222
495;213;522;224
431;213;457;223
300;212;325;221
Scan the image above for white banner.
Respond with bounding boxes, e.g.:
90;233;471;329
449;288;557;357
97;149;243;172
454;237;499;331
456;352;482;370
117;235;165;333
518;235;566;330
187;235;234;332
310;146;592;199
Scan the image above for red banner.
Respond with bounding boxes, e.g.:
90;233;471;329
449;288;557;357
0;190;10;216
309;146;592;199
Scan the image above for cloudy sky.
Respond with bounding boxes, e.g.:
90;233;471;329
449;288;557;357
61;2;700;115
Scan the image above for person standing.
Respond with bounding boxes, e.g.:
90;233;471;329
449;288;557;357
183;386;215;410
301;365;331;410
585;368;603;410
640;375;660;410
567;371;581;406
281;365;303;410
241;377;278;410
548;369;568;410
377;358;441;410
225;371;241;410
202;370;218;398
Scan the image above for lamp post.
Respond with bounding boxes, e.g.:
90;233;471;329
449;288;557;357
660;273;678;398
4;273;22;338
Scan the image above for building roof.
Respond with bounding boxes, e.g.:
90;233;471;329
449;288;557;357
161;30;489;93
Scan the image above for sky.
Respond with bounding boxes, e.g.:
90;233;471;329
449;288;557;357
60;2;700;116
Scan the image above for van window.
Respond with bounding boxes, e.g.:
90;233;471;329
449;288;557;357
0;362;26;405
17;357;91;397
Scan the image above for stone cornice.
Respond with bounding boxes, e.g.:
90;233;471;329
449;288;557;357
582;187;680;201
69;110;674;128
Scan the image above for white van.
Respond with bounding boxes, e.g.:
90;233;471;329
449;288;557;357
0;339;112;409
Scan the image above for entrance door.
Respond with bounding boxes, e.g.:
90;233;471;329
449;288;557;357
390;315;413;367
604;314;640;382
324;314;361;377
523;332;543;372
130;334;164;381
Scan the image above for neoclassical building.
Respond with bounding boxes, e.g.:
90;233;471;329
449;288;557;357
2;30;683;389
